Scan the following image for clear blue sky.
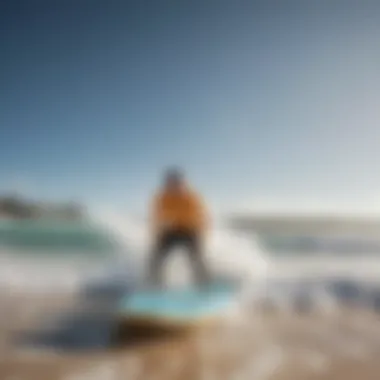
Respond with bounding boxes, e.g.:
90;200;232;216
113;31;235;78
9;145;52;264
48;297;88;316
1;1;380;213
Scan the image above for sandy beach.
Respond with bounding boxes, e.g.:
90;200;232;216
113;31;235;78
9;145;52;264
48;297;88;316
1;289;380;380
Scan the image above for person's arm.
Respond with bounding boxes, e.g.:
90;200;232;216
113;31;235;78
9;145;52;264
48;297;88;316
150;193;162;238
191;192;210;233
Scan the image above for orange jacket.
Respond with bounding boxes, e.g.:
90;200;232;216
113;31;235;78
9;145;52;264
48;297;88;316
151;187;208;234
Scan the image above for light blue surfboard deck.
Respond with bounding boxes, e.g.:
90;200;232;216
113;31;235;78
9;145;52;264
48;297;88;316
116;281;240;329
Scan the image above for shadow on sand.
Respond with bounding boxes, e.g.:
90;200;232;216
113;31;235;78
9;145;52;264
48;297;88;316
12;275;380;353
12;279;187;353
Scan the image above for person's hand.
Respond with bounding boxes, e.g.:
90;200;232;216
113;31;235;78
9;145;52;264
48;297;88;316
151;219;172;240
161;219;175;230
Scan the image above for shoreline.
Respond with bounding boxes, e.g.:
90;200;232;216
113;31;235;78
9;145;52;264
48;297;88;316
1;287;380;379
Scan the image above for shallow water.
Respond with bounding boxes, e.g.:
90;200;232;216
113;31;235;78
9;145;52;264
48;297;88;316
1;215;380;317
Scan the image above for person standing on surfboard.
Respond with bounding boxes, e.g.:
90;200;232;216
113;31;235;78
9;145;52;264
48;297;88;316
148;168;210;287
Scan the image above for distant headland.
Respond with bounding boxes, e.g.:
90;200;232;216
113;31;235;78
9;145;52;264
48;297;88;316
0;194;86;221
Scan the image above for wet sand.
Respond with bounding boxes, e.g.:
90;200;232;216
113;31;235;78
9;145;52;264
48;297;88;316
1;290;380;380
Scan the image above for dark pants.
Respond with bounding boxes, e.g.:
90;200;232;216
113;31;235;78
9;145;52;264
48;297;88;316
148;229;209;287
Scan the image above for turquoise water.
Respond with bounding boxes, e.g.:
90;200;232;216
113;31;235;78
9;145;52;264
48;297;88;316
0;218;141;293
0;219;120;255
2;218;380;257
1;218;380;258
258;234;380;255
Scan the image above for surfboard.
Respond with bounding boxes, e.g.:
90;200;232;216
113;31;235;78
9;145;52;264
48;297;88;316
116;280;240;330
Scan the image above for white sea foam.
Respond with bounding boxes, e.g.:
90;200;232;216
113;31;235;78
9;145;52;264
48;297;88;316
0;208;379;317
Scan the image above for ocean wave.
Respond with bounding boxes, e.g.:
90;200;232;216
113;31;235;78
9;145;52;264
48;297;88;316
0;209;268;293
0;209;380;301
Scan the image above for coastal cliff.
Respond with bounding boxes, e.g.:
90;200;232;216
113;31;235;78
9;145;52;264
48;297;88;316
0;195;86;221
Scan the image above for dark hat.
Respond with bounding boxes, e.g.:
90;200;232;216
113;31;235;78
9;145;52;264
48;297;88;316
164;167;184;182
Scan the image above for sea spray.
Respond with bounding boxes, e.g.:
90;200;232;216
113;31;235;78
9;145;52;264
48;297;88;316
89;207;269;291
